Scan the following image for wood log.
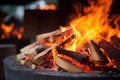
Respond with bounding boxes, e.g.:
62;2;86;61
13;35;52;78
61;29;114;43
20;42;37;52
36;29;61;43
98;39;120;68
56;47;88;64
33;34;75;61
16;45;46;61
33;56;45;66
19;56;45;69
21;34;75;67
36;27;73;44
56;57;83;72
110;35;120;49
89;40;108;62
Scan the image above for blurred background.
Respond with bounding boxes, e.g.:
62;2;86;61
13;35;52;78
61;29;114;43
0;0;120;80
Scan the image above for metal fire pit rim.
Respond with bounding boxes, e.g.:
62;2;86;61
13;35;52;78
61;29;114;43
3;55;120;79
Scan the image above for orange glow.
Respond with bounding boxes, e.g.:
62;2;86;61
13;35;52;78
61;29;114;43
38;4;57;10
0;23;24;39
69;0;119;50
51;0;120;71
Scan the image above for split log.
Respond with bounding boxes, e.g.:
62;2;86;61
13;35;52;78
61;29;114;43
36;27;73;44
33;56;45;66
16;45;46;61
33;34;76;61
89;40;108;62
56;47;88;64
110;35;120;49
26;57;44;67
56;57;83;72
98;39;120;68
18;33;75;68
36;29;60;43
20;42;37;52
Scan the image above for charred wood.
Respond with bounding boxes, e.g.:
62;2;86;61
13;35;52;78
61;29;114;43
56;47;89;64
111;35;120;49
93;66;120;72
98;39;120;68
89;40;108;62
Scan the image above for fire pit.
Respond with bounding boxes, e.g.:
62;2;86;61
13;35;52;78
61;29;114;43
4;55;120;80
3;0;120;80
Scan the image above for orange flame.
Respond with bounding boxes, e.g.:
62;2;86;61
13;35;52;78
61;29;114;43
69;0;120;50
1;23;24;39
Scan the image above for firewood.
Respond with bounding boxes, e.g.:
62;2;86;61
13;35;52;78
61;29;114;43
20;42;37;52
110;35;120;49
56;57;83;72
56;47;88;64
19;33;75;68
20;60;25;65
16;47;36;61
19;56;44;69
89;40;108;62
98;39;120;68
36;27;73;44
33;34;75;61
36;29;61;43
31;64;36;69
16;45;46;61
33;56;45;65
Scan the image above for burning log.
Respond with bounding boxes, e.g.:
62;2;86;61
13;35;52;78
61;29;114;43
56;57;83;72
98;39;120;68
33;34;75;61
36;27;72;44
56;47;88;64
18;34;76;68
36;29;61;43
110;35;120;49
89;40;108;62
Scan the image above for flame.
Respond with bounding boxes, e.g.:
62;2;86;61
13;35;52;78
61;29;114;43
69;0;120;51
55;0;120;71
1;23;24;39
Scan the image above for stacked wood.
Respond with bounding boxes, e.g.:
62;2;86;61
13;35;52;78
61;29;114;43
33;34;75;61
89;40;108;62
16;42;37;61
16;32;76;69
98;39;120;68
56;57;83;72
16;44;46;61
110;35;120;49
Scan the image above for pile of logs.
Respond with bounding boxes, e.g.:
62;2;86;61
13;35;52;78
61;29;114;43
16;27;120;72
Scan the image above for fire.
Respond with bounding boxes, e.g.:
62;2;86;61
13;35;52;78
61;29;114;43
0;23;24;39
70;0;119;50
17;0;120;72
56;0;120;71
